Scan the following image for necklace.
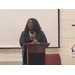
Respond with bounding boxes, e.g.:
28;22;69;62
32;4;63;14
29;31;36;40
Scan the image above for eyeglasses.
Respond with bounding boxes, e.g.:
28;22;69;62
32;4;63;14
28;22;33;24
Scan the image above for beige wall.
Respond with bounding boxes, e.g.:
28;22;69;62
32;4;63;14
0;49;22;65
0;9;75;65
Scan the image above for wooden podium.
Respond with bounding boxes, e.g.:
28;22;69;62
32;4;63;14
23;43;50;65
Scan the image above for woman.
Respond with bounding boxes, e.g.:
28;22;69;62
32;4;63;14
19;18;47;65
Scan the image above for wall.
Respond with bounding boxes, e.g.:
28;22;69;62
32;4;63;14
0;9;75;65
0;49;22;65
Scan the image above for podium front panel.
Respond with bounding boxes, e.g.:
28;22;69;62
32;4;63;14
27;44;45;53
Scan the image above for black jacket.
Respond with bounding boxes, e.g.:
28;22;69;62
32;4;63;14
19;30;47;47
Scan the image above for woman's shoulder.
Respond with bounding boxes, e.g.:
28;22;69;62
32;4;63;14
36;30;45;35
38;30;44;34
21;31;28;35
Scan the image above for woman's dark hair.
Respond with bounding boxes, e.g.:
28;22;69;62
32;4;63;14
24;18;41;33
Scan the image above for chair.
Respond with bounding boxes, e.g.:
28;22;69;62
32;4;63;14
45;54;61;65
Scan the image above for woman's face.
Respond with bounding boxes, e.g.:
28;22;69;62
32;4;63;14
28;20;34;30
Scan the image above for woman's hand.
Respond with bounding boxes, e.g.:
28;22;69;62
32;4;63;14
30;39;40;44
33;39;38;43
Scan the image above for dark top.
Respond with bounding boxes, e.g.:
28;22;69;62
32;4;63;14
19;30;47;47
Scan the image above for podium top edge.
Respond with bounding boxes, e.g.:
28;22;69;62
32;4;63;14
23;43;50;48
24;43;50;45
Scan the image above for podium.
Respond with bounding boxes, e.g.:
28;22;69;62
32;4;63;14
23;43;50;65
